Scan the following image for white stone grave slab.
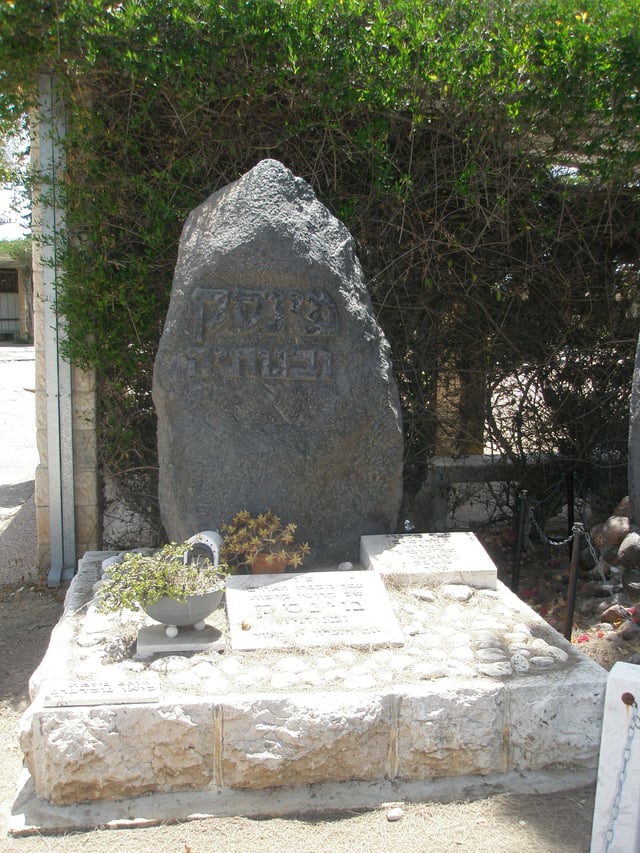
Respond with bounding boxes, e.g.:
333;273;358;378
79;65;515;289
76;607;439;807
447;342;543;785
360;532;497;589
590;662;640;853
225;570;404;651
42;674;161;707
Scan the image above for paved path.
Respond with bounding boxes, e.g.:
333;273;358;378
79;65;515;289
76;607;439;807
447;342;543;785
0;344;39;582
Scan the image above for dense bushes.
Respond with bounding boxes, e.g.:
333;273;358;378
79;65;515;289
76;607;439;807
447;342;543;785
1;0;638;538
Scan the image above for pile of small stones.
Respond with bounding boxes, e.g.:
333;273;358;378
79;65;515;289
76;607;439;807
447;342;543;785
71;580;573;694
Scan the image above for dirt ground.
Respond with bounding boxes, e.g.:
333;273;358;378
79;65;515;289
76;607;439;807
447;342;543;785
4;532;634;853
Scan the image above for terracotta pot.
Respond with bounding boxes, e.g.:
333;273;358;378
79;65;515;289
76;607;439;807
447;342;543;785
250;554;288;574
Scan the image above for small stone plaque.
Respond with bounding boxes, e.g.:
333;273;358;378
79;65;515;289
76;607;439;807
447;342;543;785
360;532;497;589
225;571;404;651
42;674;161;707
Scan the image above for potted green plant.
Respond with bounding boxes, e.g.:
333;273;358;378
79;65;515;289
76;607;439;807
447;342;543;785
98;540;229;637
220;510;311;574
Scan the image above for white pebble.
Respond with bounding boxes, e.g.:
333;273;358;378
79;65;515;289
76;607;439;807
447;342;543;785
446;661;476;677
337;562;354;571
476;631;501;648
477;661;513;678
386;807;404;822
510;653;531;674
442;584;473;601
451;646;474;662
276;656;308;673
413;588;436;602
389;655;416;671
150;655;188;673
530;655;556;669
545;646;569;663
476;648;507;663
270;672;299;689
411;662;445;680
322;668;348;682
218;657;244;675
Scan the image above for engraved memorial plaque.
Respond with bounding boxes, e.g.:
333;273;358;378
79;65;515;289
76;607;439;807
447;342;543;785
42;674;161;707
225;571;405;651
360;532;497;589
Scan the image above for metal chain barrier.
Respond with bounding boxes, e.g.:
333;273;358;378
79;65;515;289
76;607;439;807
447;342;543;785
522;492;620;602
603;693;640;852
526;499;573;548
513;491;636;636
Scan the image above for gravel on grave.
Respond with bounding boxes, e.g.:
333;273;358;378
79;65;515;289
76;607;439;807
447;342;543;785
41;558;584;701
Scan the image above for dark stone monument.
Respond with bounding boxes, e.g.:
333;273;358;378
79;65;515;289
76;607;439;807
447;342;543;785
153;159;403;564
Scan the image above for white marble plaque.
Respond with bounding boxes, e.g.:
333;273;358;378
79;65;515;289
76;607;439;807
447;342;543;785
225;571;404;651
42;674;161;707
360;532;497;589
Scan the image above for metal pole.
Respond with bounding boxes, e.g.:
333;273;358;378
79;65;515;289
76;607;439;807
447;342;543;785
512;490;527;593
564;522;584;641
566;469;575;559
39;73;76;586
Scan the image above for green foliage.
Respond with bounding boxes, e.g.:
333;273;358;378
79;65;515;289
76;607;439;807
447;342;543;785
0;237;31;266
0;0;638;533
98;541;228;613
220;511;311;572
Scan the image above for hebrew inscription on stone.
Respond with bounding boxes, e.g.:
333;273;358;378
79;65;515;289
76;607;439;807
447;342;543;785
188;286;338;381
42;674;161;707
360;532;497;590
226;570;405;651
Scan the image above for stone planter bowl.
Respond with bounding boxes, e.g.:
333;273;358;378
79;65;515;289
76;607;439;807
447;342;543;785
142;586;224;635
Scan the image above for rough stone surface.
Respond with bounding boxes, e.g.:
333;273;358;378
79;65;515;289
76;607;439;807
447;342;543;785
221;694;390;789
618;528;640;568
153;159;403;563
20;701;214;805
396;684;505;780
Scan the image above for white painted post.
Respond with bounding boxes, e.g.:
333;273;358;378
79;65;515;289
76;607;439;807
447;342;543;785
590;661;640;852
37;73;76;585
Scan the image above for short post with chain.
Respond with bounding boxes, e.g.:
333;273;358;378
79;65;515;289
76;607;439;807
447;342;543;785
591;662;640;852
564;522;584;642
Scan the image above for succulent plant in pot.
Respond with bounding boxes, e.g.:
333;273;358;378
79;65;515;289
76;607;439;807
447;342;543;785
98;540;229;637
220;510;311;574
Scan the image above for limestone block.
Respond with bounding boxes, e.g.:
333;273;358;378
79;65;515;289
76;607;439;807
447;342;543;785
396;684;505;779
73;468;99;508
20;701;214;805
221;693;391;789
73;427;98;471
72;391;97;429
507;671;604;772
75;506;100;553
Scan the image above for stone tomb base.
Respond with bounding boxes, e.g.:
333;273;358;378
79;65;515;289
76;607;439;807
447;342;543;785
11;542;607;835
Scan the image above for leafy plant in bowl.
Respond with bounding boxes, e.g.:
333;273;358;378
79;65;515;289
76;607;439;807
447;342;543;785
220;510;311;574
98;541;229;637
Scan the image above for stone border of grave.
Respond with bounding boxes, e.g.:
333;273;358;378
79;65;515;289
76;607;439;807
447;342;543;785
11;534;608;835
